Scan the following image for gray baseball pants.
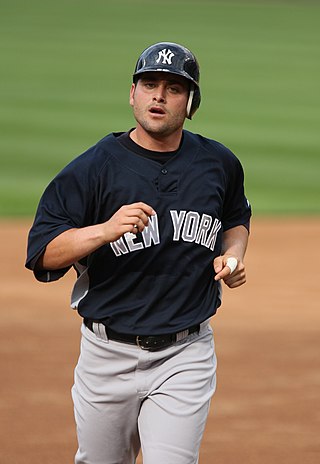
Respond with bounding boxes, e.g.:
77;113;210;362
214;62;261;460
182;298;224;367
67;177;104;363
72;320;217;464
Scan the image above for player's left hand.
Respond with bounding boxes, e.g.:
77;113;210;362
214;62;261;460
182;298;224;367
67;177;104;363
213;255;246;288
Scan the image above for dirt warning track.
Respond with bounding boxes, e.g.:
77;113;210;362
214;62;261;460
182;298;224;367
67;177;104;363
0;218;319;464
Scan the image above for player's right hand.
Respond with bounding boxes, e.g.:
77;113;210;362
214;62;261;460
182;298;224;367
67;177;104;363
103;202;156;242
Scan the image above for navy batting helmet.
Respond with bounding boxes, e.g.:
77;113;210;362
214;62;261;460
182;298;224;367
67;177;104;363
133;42;201;119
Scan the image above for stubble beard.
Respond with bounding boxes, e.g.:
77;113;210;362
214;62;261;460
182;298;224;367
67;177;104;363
134;108;185;139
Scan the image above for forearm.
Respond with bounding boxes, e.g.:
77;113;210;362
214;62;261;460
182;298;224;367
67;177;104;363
38;224;109;270
213;224;249;288
221;225;249;261
37;202;156;271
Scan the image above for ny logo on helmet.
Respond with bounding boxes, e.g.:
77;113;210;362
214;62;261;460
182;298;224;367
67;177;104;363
156;48;175;65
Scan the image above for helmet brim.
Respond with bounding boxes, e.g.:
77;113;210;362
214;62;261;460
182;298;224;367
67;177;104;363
133;67;199;89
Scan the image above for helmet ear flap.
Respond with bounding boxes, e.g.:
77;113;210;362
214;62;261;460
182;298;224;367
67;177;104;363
187;84;201;120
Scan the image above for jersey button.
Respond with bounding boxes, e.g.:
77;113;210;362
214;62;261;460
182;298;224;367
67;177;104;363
161;168;168;175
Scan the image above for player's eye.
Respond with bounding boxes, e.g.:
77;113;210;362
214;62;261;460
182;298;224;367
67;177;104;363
144;82;156;89
168;86;179;94
168;83;186;94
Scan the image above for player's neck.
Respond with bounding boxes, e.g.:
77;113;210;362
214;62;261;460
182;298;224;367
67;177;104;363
130;127;183;152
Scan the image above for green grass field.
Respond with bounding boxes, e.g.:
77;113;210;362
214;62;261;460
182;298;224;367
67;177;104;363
1;0;319;216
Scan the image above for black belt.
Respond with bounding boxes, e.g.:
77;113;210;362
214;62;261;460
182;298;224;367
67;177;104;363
84;318;200;351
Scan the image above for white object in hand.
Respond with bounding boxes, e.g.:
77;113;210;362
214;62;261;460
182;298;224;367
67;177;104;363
226;257;238;274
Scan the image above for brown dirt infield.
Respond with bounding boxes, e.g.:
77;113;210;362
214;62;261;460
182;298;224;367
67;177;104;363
0;218;319;464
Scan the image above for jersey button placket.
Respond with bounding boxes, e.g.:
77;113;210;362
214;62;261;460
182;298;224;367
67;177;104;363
161;168;168;175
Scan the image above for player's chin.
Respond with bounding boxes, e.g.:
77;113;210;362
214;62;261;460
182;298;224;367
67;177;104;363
147;122;178;138
141;115;167;131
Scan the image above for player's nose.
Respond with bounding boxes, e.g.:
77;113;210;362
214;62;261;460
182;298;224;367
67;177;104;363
152;84;166;102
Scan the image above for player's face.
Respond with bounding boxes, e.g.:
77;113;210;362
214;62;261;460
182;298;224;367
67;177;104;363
129;72;189;139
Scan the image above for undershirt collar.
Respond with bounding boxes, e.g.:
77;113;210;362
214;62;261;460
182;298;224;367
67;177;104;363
117;130;182;165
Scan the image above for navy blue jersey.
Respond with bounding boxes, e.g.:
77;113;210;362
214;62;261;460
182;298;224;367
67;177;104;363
26;130;251;334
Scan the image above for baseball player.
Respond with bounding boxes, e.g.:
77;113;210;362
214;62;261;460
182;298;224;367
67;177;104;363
26;42;251;464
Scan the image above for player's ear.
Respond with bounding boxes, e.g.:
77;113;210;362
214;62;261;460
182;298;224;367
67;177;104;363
129;83;136;107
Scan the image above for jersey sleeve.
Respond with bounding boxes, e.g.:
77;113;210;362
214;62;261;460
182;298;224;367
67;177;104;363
25;147;101;282
221;151;252;232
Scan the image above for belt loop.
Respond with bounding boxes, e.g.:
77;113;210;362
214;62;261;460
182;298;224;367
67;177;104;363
176;329;189;342
92;322;109;342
